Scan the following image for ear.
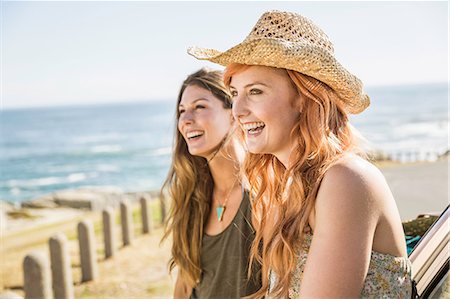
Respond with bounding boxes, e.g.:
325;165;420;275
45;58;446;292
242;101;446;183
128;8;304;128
229;111;235;124
293;94;304;113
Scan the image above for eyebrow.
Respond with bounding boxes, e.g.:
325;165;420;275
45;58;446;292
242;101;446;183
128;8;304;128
229;82;269;89
179;98;209;108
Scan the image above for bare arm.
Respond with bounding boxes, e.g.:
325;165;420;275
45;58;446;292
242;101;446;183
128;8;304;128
299;158;383;298
174;273;193;299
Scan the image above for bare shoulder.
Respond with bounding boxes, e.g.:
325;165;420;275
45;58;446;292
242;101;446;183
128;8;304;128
315;154;390;228
320;154;389;201
322;154;385;191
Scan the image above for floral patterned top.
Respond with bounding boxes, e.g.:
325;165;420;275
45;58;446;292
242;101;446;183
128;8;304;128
269;233;412;298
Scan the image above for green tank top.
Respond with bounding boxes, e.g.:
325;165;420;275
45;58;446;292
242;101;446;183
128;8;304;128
191;191;261;298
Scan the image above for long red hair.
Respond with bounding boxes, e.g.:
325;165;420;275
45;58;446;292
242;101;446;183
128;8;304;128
224;63;360;298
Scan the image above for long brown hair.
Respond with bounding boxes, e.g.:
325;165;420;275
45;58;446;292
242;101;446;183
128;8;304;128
161;68;232;287
224;63;360;298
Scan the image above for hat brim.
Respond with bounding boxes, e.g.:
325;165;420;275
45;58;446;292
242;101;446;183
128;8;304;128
188;38;369;114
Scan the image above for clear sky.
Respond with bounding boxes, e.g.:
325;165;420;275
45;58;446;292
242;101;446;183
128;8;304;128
2;1;448;109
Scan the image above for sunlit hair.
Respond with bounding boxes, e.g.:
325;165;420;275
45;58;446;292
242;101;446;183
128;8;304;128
161;68;232;287
224;63;362;298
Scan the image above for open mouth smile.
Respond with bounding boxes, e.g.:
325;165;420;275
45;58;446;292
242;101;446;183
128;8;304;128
242;122;265;136
186;130;204;140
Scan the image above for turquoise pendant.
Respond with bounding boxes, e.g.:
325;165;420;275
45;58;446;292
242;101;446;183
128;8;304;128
216;206;225;222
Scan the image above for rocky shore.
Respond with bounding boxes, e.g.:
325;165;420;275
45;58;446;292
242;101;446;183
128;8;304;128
2;157;447;237
1;187;161;234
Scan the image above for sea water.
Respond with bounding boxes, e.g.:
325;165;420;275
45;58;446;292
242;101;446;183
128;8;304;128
1;83;447;203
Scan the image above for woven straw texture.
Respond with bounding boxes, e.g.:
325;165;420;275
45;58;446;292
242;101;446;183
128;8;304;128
188;10;370;114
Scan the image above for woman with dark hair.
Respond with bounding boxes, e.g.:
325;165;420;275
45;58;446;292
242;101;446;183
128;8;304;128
162;68;261;298
189;11;412;298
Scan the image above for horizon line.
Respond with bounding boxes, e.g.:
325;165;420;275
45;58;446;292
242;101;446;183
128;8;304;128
2;81;448;111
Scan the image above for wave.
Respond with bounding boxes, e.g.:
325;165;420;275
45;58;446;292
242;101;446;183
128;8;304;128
3;172;98;188
2;145;124;160
392;120;448;138
46;164;82;173
146;147;173;157
95;164;120;172
90;145;123;153
356;119;448;152
71;133;124;144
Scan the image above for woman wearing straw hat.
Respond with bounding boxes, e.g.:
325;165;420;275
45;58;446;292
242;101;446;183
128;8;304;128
189;11;412;298
161;68;261;298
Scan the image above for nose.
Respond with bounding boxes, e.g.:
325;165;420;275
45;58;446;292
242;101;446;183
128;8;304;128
178;109;194;127
232;94;249;120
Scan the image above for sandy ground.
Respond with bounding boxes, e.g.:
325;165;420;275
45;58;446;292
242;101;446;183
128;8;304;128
379;159;448;220
1;160;448;298
1;204;175;298
72;228;174;299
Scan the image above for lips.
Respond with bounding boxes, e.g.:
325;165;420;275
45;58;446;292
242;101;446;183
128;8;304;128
241;121;265;135
186;130;204;140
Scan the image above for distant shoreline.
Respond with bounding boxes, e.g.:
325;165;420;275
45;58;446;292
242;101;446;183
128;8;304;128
2;159;448;235
3;84;447;202
2;149;448;205
3;81;448;111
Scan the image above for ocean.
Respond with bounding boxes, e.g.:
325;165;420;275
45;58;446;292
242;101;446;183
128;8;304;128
1;83;448;203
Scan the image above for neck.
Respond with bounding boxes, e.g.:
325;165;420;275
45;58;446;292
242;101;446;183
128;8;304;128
276;152;290;169
276;138;298;169
208;148;240;194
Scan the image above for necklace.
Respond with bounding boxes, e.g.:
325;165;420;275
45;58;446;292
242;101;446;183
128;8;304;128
215;177;239;222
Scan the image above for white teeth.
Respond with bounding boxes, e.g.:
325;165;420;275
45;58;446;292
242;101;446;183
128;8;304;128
242;122;265;131
186;130;204;139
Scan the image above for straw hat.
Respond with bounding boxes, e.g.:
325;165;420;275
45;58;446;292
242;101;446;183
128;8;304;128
188;10;370;114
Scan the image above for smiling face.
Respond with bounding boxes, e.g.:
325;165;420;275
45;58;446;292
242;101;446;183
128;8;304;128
230;65;302;166
178;84;232;158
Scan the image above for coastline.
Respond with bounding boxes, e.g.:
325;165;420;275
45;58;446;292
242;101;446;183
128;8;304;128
1;187;161;235
2;158;447;232
1;159;448;297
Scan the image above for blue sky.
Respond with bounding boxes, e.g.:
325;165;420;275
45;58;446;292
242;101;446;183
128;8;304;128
2;1;448;109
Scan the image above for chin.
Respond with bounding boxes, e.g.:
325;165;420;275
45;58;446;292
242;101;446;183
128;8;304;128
189;151;204;158
246;143;265;154
188;147;210;158
187;147;200;156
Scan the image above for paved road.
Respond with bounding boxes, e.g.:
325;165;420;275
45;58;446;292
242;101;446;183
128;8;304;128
380;160;449;220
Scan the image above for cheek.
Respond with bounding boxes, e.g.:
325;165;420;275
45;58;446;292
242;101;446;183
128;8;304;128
268;106;299;134
217;115;232;133
250;102;271;121
204;112;229;134
285;112;300;135
214;109;232;125
259;103;281;125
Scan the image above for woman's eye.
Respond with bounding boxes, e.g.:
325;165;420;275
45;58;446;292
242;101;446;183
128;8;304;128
196;105;205;109
249;89;262;95
178;109;185;114
230;90;238;97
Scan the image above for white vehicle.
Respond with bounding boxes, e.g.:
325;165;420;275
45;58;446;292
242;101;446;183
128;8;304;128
409;205;449;298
